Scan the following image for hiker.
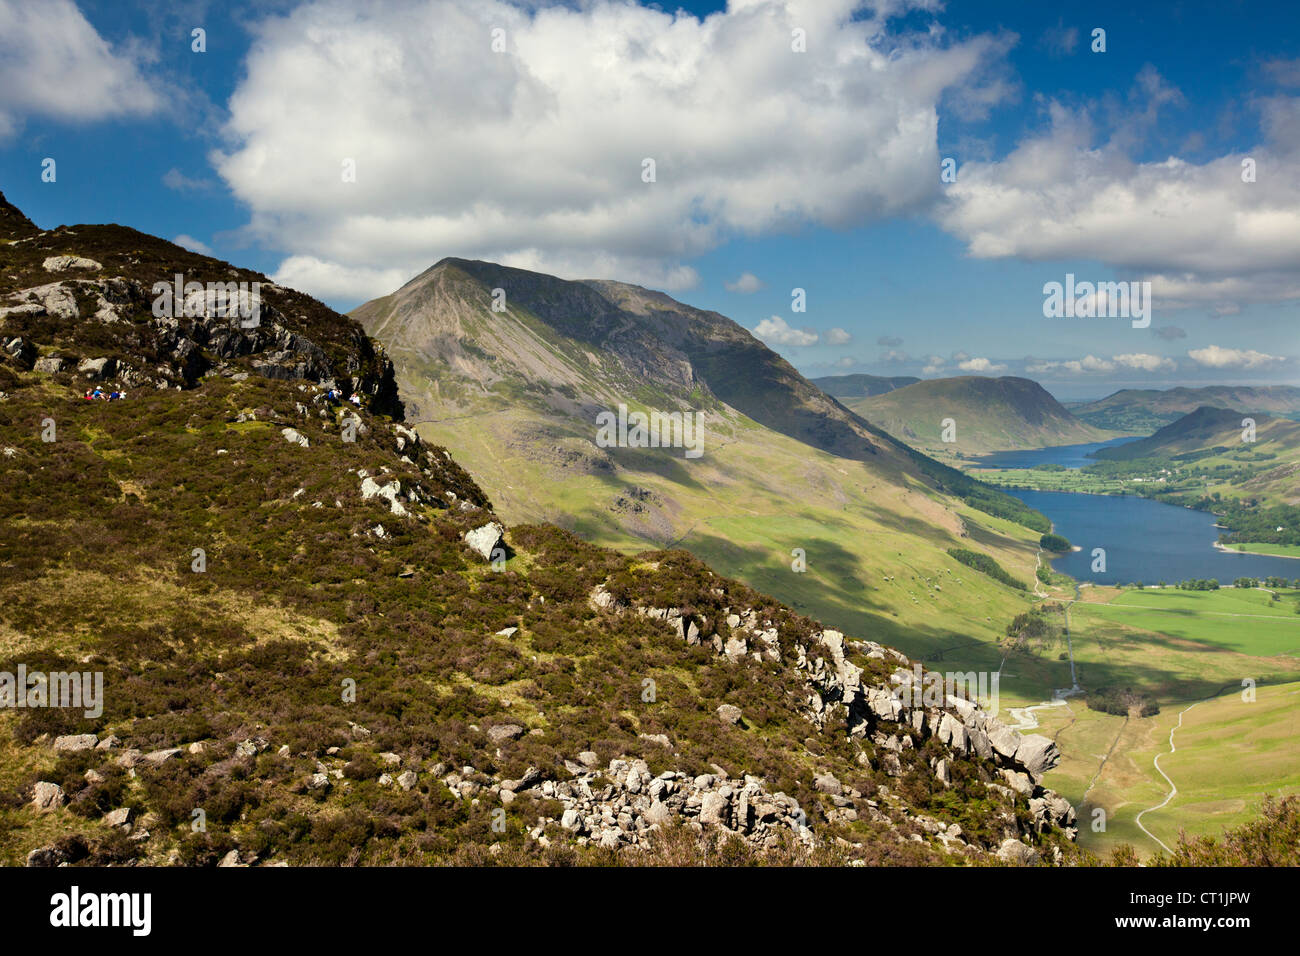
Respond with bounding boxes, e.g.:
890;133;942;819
349;392;362;406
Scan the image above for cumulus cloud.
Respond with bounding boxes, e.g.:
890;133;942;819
725;272;764;294
826;327;852;345
1027;355;1117;374
1187;345;1286;369
0;0;160;139
213;0;1014;302
938;70;1300;311
1113;352;1176;372
877;335;903;347
753;315;818;347
957;356;1006;373
273;255;415;304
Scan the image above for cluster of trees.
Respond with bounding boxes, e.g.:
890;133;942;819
1217;502;1300;547
946;548;1028;591
1086;687;1159;717
1039;532;1072;552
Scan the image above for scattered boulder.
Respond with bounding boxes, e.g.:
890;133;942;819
996;838;1038;866
31;782;66;811
102;807;131;829
463;522;505;561
487;723;525;744
716;704;743;726
42;255;101;272
280;427;309;447
77;357;116;380
52;733;98;753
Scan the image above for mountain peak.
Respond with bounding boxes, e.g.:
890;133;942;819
0;190;40;240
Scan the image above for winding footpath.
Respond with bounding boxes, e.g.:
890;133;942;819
1134;701;1199;855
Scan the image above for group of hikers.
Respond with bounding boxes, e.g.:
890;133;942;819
325;387;364;407
83;387;126;401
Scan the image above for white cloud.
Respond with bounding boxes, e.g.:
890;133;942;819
725;272;764;294
957;356;1006;373
938;72;1300;311
272;255;415;304
1027;355;1117;374
163;168;214;192
826;327;852;345
753;315;818;347
1113;352;1176;372
1187;345;1286;369
0;0;160;140
214;0;1013;303
173;234;214;256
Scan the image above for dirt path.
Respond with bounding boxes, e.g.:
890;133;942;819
1135;702;1198;855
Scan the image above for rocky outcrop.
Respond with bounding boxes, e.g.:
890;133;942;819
591;581;1079;856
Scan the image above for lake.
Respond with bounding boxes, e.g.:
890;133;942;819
972;436;1141;470
1008;488;1300;585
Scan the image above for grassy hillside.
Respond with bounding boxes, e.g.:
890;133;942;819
353;262;1059;703
1075;386;1300;433
811;373;920;398
846;376;1118;459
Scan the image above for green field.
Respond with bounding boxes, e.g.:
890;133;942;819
1075;586;1300;657
1024;586;1300;858
1036;682;1300;858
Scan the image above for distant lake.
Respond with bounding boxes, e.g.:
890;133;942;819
1007;488;1300;585
972;436;1141;470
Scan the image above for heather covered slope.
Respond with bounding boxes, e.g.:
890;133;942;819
0;193;1077;867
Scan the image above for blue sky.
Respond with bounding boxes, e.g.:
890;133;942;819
2;0;1298;400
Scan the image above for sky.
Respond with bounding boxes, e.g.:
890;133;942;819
1;0;1298;401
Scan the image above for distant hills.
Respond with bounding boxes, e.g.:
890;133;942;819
841;375;1116;457
1093;405;1300;462
811;373;920;398
1073;386;1300;433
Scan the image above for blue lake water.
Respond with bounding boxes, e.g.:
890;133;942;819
1007;488;1300;585
972;436;1141;470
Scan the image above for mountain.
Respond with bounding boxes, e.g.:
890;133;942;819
0;192;1078;867
811;373;921;398
353;259;1054;666
844;376;1117;458
1092;405;1300;461
1074;386;1300;433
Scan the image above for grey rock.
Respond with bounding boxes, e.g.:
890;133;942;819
463;522;505;561
31;781;66;811
486;723;525;744
716;704;743;725
52;733;98;753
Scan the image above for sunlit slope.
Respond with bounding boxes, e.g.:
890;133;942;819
846;375;1117;460
354;262;1053;688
